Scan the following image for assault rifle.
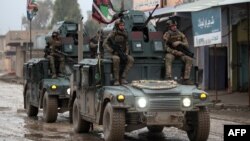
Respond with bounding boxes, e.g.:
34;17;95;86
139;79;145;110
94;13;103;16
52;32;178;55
44;47;77;63
170;44;195;58
108;38;127;63
54;49;77;63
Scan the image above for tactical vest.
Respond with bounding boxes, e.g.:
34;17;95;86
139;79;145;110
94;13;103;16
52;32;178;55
114;31;127;45
167;30;183;43
49;38;62;54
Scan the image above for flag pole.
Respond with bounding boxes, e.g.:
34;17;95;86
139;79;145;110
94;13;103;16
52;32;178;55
29;18;32;59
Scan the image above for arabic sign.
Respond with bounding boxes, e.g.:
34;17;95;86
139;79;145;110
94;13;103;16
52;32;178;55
133;0;160;11
192;7;221;47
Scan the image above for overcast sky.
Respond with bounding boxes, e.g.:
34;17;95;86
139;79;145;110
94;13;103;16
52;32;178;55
0;0;92;35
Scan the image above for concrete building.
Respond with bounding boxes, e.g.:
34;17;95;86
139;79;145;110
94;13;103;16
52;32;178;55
0;36;6;72
5;30;49;78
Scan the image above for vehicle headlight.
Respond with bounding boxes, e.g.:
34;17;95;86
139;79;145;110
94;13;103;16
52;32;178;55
137;97;147;108
182;98;191;107
51;84;57;90
67;88;70;95
117;94;125;102
200;93;207;100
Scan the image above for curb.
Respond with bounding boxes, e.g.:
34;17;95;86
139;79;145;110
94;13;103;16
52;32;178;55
209;102;250;110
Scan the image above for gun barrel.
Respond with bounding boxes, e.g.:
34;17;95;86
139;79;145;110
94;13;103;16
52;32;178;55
143;4;159;28
176;45;195;58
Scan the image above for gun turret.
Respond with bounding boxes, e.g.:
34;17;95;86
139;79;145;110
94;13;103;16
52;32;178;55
142;4;159;28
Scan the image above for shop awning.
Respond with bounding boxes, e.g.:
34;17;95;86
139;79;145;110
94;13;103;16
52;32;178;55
148;6;175;18
219;0;250;6
151;0;250;18
151;0;222;18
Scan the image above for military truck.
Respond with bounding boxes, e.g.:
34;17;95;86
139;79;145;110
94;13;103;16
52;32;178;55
69;10;210;141
23;21;90;123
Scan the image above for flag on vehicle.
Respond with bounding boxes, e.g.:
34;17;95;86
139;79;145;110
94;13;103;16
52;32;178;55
92;0;124;24
27;0;38;20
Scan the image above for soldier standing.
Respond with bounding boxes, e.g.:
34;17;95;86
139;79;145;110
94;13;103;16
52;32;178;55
47;31;65;78
163;20;193;85
103;20;134;85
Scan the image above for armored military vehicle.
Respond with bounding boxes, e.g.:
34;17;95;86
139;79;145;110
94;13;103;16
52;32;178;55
23;21;90;123
69;9;210;141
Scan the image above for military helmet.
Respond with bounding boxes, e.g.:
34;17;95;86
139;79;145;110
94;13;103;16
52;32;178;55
166;20;177;27
97;29;103;35
115;19;124;27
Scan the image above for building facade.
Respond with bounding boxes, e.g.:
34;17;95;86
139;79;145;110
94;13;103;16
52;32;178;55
5;30;49;77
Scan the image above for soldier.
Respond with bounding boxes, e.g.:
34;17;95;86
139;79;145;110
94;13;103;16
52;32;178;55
89;30;104;58
163;20;193;85
47;31;65;78
103;19;134;85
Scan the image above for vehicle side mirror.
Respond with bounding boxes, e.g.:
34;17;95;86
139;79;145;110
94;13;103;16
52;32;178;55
81;66;89;87
198;69;203;85
81;65;96;87
194;66;203;88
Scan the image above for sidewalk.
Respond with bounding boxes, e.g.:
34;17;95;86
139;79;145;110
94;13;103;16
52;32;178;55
0;73;24;84
208;90;250;109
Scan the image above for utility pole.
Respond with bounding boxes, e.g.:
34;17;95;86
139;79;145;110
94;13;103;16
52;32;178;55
29;18;32;59
78;17;84;63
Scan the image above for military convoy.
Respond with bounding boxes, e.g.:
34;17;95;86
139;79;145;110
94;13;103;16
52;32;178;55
69;10;211;141
23;7;210;141
23;21;90;123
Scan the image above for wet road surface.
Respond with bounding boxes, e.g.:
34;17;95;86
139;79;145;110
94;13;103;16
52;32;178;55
0;80;240;141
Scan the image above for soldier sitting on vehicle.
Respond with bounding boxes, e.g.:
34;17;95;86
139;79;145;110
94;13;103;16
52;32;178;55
89;30;104;58
45;31;65;78
163;20;193;85
103;19;134;85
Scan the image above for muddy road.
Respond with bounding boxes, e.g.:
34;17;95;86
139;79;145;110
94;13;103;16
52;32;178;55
0;80;241;141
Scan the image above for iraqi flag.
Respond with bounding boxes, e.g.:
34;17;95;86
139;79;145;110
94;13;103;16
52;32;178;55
92;0;124;24
27;0;38;20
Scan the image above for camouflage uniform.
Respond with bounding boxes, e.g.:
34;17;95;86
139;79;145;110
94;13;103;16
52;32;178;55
103;21;134;85
47;32;65;78
163;26;193;81
89;31;104;58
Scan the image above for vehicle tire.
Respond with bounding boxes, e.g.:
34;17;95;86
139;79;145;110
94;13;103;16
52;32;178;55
147;125;164;133
43;92;58;123
25;87;38;117
103;103;125;141
186;107;210;141
73;99;90;133
69;108;73;123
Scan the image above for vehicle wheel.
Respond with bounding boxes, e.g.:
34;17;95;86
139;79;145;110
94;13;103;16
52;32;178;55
103;103;125;141
73;99;90;133
186;107;210;141
43;92;58;123
25;88;38;117
147;125;164;133
69;108;73;123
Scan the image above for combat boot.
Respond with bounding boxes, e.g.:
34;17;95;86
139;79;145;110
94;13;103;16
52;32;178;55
183;79;193;85
165;76;172;80
58;73;64;77
114;80;120;86
121;78;128;84
52;74;57;79
121;71;129;84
